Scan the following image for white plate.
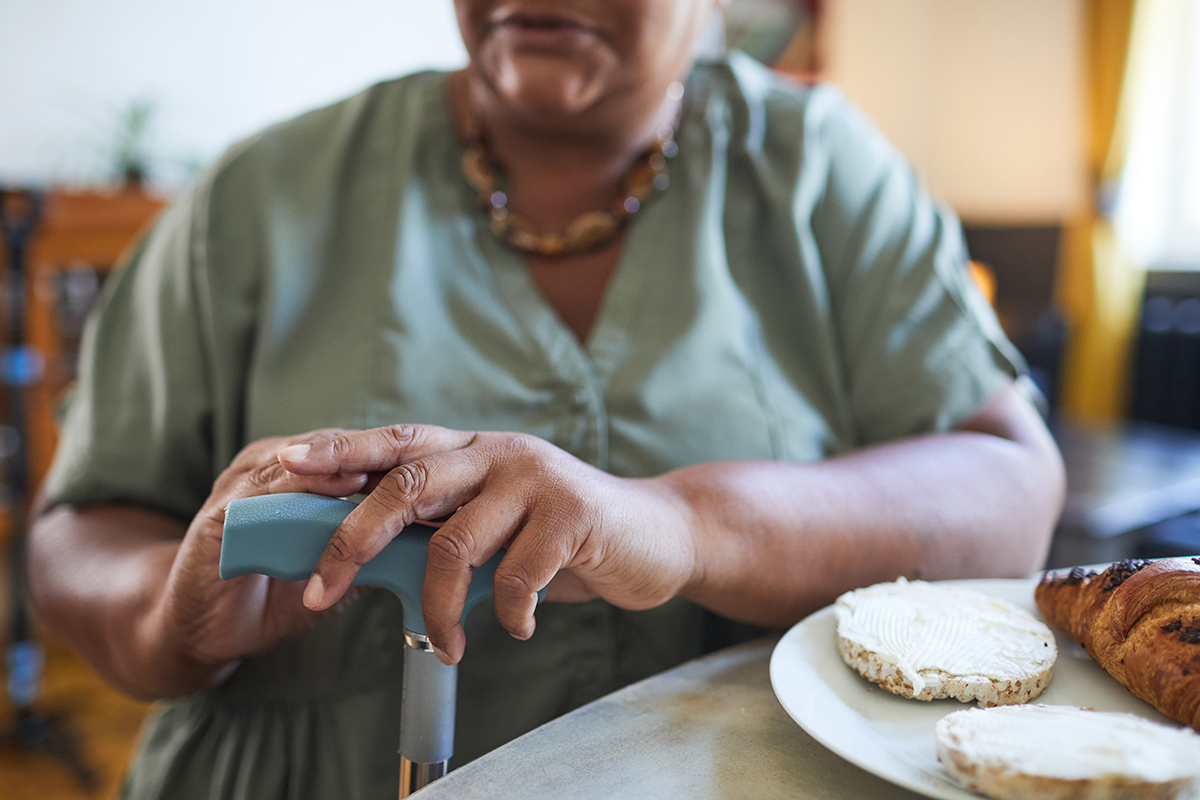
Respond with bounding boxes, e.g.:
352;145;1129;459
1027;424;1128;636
769;578;1179;800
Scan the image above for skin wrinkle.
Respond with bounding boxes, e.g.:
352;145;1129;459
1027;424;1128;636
383;422;420;452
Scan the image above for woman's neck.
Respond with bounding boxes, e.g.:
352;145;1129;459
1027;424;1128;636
450;69;680;231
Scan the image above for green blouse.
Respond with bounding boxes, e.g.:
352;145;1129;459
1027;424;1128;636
45;54;1021;799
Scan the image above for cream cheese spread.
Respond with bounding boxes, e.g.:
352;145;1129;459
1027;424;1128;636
937;705;1200;784
835;578;1055;697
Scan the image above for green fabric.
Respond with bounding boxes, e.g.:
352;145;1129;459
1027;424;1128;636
44;53;1022;800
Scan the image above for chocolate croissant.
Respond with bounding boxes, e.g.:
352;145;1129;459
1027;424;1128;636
1035;557;1200;730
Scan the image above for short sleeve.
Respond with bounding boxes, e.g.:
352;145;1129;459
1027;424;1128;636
44;143;264;521
807;87;1025;444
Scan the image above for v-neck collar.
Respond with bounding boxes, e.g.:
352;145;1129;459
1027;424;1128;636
428;71;688;393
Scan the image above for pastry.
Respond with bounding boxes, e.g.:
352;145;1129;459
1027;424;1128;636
1035;557;1200;729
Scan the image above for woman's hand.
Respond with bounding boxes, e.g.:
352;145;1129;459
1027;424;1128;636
152;430;371;680
278;425;698;665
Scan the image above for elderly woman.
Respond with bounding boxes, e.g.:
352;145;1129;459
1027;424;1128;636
29;0;1064;797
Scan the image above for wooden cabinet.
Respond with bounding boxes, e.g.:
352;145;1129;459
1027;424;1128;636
4;190;166;510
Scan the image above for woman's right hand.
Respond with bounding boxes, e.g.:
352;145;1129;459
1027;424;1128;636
149;430;370;683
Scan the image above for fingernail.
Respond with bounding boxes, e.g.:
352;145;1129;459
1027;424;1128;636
279;444;310;463
432;645;453;666
303;573;325;609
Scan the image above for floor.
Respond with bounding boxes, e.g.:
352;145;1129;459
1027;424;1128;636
1;549;150;800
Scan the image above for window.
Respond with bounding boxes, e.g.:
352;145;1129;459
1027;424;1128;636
1114;1;1200;269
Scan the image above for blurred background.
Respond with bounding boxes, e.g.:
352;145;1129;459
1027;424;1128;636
1;0;1198;797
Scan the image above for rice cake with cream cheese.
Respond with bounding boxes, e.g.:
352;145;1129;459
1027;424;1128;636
936;705;1200;800
834;578;1056;706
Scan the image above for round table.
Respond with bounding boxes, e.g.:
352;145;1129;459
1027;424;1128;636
417;638;925;799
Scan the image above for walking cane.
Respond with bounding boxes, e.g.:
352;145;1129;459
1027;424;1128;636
220;492;541;797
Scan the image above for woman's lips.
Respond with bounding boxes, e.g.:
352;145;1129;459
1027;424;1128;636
489;10;597;51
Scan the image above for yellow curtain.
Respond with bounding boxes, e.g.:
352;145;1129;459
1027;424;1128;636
1058;0;1142;422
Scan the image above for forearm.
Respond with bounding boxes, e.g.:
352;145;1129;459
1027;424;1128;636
27;505;220;700
663;386;1065;627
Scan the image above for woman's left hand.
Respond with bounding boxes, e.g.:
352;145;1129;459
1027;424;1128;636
278;425;697;664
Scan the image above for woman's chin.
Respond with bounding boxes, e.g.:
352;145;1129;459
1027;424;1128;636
482;52;616;119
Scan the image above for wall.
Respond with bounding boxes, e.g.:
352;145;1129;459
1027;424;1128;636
824;0;1087;224
2;0;1087;222
0;0;467;188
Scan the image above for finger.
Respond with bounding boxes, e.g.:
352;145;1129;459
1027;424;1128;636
229;428;350;472
421;494;527;664
488;510;581;642
257;468;369;499
286;427;353;447
227;462;369;509
274;428;366;496
218;428;362;498
279;424;477;475
356;473;463;515
198;469;369;538
303;450;490;612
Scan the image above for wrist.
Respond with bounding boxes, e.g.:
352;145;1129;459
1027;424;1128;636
128;550;239;699
640;472;708;600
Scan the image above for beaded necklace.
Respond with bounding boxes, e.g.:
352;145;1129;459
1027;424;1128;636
461;81;684;258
